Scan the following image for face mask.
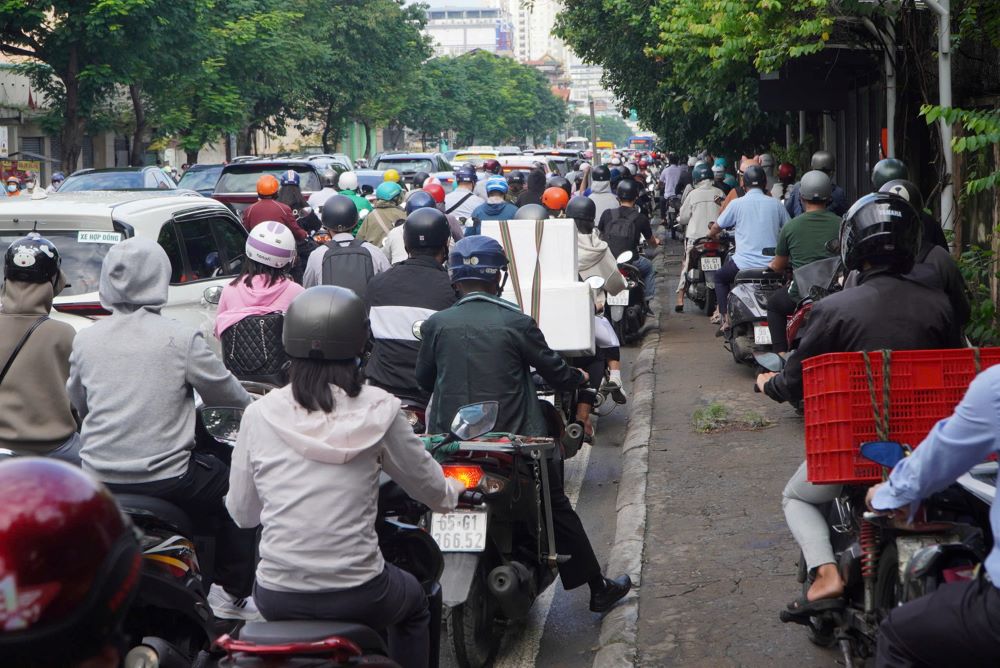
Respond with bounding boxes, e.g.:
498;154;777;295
6;185;17;192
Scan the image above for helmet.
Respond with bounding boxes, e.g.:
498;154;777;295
423;176;441;187
692;163;712;183
723;174;738;188
320;169;337;188
811;150;835;174
609;167;623;184
448;236;508;283
257;174;280;197
405;190;436;213
485;176;508;195
871;158;908;191
283;286;369;360
516;203;549;220
879;179;924;211
616;179;640;201
482;158;502;175
321;195;359;231
546;175;572;197
422;183;446;204
51;171;65;182
610;157;622;166
777;162;796;184
506;170;525;186
246;221;296;268
455;166;477;184
375;181;403;202
565;195;596;222
799;170;833;203
404;208;451;249
711;164;725;177
6;175;19;184
542;186;570;211
592;165;611;182
840;192;921;274
383;169;401;183
714;156;728;169
0;459;140;665
638;159;648;169
279;169;300;187
411;171;430;188
5;233;61;283
625;162;638;176
759;153;775;169
338;171;359;191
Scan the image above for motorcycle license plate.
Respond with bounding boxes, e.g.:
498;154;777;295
700;256;722;271
607;291;630;306
430;510;488;552
754;325;772;345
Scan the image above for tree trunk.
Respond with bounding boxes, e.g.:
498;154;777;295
363;121;372;159
185;149;199;165
59;47;84;173
128;84;146;166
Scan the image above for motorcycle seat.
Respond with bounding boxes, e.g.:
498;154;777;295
114;494;194;536
735;268;783;283
239;620;388;655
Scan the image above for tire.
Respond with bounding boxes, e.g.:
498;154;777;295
450;563;502;668
875;541;899;613
704;288;716;316
612;316;626;346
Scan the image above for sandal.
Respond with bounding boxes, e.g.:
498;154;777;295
779;596;845;625
674;305;684;313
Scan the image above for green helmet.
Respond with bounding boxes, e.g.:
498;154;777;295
375;181;403;202
692;163;712;183
870;158;908;191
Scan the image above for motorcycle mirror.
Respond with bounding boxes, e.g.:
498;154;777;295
753;352;785;373
358;208;370;220
203;285;223;305
361;184;374;195
860;441;908;469
412;319;425;341
617;250;634;264
450;401;499;441
825;238;841;254
585;275;605;290
199;407;244;445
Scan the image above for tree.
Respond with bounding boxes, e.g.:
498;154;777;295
569;113;633;147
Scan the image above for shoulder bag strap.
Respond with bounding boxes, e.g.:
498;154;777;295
0;316;48;387
445;192;473;215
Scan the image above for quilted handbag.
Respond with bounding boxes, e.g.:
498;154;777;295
221;312;288;384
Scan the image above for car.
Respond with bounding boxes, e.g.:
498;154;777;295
496;155;558;175
59;167;178;192
177;163;224;196
452;149;497;166
212;159;336;216
0;190;247;354
355;152;455;191
496;145;522;156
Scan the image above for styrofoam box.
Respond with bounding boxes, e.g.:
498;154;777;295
480;218;578;285
532;282;595;356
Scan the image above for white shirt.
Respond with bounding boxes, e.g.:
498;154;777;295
444;187;484;221
307;187;340;213
382;225;407;265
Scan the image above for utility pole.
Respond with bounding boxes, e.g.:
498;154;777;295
589;97;599;166
923;0;954;231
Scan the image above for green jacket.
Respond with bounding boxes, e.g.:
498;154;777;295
415;292;583;436
339;189;373;235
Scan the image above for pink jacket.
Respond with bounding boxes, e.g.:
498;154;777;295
214;275;305;337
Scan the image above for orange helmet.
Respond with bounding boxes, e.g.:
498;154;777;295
257;174;280;197
542;186;569;212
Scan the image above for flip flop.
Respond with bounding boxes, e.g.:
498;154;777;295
674;305;684;312
780;596;845;624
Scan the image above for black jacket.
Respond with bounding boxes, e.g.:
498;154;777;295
910;241;971;330
415;293;583;435
366;256;457;401
765;270;962;403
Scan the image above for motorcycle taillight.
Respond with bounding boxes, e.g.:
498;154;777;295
702;241;719;251
442;464;483;489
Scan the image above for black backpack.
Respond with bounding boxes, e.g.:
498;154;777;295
321;238;375;303
603;209;638;259
221;312;288;385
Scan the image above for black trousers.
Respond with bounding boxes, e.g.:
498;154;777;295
766;288;797;354
571;353;607;408
108;452;257;598
548;457;602;590
876;575;1000;667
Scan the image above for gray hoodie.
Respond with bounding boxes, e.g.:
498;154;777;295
589;179;618;225
68;237;251;484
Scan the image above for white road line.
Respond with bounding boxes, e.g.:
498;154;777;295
492;442;593;668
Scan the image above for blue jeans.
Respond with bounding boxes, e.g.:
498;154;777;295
714;258;740;316
634;255;655;301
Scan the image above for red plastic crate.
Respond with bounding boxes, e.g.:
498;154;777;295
802;348;1000;484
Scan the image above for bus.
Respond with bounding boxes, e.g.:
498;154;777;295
565;136;589;151
627;135;656;151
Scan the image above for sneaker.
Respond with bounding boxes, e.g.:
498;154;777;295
208;584;264;621
603;379;627;405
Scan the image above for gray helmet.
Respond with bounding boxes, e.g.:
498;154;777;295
742;165;767;190
810;150;835;174
799;170;833;203
759;153;775;169
283;286;369;360
320;169;337;189
692;163;712;183
322;195;359;232
871;158;908;191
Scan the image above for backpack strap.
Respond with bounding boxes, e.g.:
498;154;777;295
0;316;48;387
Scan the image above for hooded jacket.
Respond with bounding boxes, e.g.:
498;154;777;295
0;276;77;453
226;384;463;591
577;231;627;295
471;199;519;222
679;180;724;242
588;179;618;224
515;170;546;207
214;274;305;337
68;237;252;484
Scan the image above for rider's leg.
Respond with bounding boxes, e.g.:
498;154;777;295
634;255;656;302
767;288;797;354
713;259;740;327
781;461;845;600
676;240;692;308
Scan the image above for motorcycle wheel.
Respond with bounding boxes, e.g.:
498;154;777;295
450;563;502;668
612;316;626;346
797;551;837;648
874;541;900;612
704;288;716;316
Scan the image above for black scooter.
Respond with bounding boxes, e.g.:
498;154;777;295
605;249;647;344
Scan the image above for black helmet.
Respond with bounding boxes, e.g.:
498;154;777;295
871;158;908;191
506;170;525;186
592;165;611;182
321;195;359;232
404;190;436;214
799;170;833;203
565;195;596;222
616;178;640;201
403;208;450;249
516;203;549;220
692;163;712;183
547;175;572;197
4;233;61;283
283;286;369;360
742;165;767;190
840;192;921;274
878;179;924;212
811;150;835;174
320;169;338;189
411;171;430;188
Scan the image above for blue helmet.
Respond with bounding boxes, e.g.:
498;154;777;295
405;190;436;214
448;236;508;283
280;169;300;187
455;165;478;184
52;172;65;182
485;176;508;195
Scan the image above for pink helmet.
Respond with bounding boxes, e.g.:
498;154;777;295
246;221;296;269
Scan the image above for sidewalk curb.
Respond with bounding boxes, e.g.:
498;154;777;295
592;252;667;667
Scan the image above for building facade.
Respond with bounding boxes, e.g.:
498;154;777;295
425;5;514;57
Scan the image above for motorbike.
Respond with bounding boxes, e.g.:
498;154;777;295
785;251;844;353
724;261;785;366
606;249;647;345
663;194;681;239
684;234;729;315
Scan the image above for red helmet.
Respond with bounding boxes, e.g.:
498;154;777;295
777;162;796;184
0;459;141;664
638;159;649;169
541;186;570;212
422;183;446;204
482;158;502;175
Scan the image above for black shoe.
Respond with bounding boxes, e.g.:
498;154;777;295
589;575;633;613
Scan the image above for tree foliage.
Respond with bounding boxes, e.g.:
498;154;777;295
568;113;633;147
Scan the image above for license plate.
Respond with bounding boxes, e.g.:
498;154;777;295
430;510;488;552
607;291;630;306
700;256;722;271
754;325;772;345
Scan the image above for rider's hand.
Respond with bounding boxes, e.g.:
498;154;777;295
575;368;590;384
755;372;776;393
649;236;660;247
865;484;910;518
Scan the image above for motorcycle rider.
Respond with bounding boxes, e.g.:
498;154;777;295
357;181;406;247
712;163;732;195
759;153;777;191
587;165;618;223
307;169;340;214
506;170;526;202
302;195;390;297
242;174;308;242
276;170;321;234
227;286;464;668
0;459;142;668
765;170;842;353
542;186;570;217
709;164;789;332
336;171;374;232
46;170;64;193
0;234;79;462
599;179;659;308
471;175;519;224
784;150;848;217
414;236;633;613
516;168;546;207
718;156;759;213
675;163;724;312
67;236;258;620
474;158;503;199
444;165;485;223
771;162;796;203
757;193;961;619
872;157;949;250
865;366;1000;667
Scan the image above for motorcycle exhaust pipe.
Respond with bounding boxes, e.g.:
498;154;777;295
487;562;535;620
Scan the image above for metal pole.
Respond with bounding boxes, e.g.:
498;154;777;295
589;98;599;166
786;123;793;149
923;0;954;230
799;110;806;144
885;20;896;157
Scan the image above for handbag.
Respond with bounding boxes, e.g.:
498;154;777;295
220;312;288;383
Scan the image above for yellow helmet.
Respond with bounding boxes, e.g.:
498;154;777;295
383;168;400;183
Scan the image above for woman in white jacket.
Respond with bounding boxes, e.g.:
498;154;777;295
675;163;724;312
226;286;464;668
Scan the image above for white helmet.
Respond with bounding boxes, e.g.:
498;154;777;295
610;157;622;166
339;171;359;191
625;162;638;175
687;156;697;167
246;221;296;269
